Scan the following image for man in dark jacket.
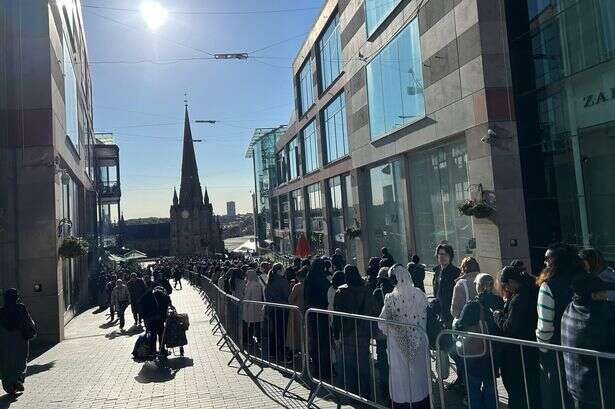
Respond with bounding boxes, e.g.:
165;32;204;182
140;286;172;354
333;265;376;399
432;244;460;325
127;273;147;326
104;275;117;322
407;255;426;292
562;275;615;409
303;259;331;381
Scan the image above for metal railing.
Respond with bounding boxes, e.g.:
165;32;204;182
189;269;615;409
304;308;433;409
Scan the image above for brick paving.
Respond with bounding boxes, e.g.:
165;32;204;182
0;280;345;409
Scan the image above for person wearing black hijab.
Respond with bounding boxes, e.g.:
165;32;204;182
0;288;36;395
303;258;332;381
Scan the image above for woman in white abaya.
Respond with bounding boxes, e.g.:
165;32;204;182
378;264;430;409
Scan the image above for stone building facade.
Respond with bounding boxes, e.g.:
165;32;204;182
264;0;615;273
0;0;99;343
268;0;529;274
170;107;224;256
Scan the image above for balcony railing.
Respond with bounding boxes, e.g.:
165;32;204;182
97;181;121;197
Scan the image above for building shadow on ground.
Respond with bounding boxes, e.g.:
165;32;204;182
105;325;144;340
99;320;117;329
26;361;55;377
134;357;194;384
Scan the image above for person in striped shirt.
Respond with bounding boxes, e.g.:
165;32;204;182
536;243;583;409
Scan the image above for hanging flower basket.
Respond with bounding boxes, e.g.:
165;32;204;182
59;236;89;259
345;226;362;239
457;200;494;219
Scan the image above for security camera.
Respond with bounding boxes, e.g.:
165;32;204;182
481;129;497;144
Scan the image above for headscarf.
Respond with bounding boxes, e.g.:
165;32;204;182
0;288;22;331
379;265;427;361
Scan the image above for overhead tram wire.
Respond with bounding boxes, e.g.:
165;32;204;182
83;4;321;15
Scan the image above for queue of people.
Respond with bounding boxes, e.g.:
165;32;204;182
198;242;615;409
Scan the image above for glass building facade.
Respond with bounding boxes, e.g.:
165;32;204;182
409;139;473;265
299;59;314;116
319;13;342;90
302;121;319;173
366;18;425;140
365;0;402;36
507;0;615;266
307;183;326;255
323;92;348;163
63;34;79;152
365;159;409;264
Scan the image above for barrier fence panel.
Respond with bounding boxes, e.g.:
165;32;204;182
434;329;615;409
304;308;434;409
240;299;305;393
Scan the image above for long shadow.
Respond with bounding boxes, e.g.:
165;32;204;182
105;326;144;340
26;361;55;377
134;357;194;384
99;321;117;329
0;393;18;409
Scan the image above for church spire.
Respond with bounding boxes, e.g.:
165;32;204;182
178;105;204;207
173;187;178;205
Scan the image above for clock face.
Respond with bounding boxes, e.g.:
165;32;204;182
181;210;190;219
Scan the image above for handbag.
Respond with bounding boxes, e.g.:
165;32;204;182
455;306;489;358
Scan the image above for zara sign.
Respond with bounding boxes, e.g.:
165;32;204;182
582;88;615;108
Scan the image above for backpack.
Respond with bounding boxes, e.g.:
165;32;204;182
455;305;490;358
132;332;154;361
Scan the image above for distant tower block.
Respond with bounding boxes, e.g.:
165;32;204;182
226;201;236;217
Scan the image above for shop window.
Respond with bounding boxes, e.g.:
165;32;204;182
409;139;474;266
366;159;409;264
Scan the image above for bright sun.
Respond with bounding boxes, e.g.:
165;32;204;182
140;1;168;31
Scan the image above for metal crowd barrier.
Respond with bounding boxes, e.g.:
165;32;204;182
304;308;433;409
189;273;615;409
435;329;615;409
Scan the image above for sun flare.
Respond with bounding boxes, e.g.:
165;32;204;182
140;1;168;31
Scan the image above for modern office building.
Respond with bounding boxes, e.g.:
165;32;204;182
226;201;236;218
506;0;615;267
246;126;287;251
263;0;615;274
0;0;102;343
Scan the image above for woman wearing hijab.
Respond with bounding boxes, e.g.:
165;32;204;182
379;265;430;409
0;288;36;395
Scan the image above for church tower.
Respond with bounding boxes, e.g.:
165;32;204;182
170;106;224;256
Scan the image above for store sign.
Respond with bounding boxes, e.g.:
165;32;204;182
582;89;615;108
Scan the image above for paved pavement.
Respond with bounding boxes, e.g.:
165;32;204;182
0;280;345;409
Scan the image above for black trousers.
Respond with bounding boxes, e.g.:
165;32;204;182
117;302;128;328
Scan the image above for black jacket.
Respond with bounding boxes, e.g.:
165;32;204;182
433;264;460;323
332;284;376;344
495;285;537;341
408;263;426;292
265;274;290;304
304;271;330;310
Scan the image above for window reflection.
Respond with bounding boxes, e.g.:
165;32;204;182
366;18;424;140
323;93;348;163
365;0;402;36
319;13;342;90
303;121;319;173
299;59;314;115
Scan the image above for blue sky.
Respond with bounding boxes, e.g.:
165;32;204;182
84;0;323;218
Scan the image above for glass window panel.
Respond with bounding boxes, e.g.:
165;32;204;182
319;13;342;90
365;0;402;36
307;183;326;255
329;176;345;253
299;59;314;115
288;137;301;180
366;18;425;140
280;194;290;229
323;93;349;163
366;160;408;264
63;36;79;152
291;189;305;231
410;139;474;267
303;121;320;173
